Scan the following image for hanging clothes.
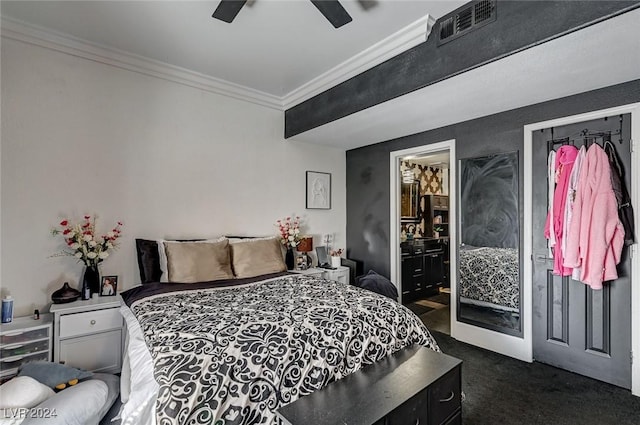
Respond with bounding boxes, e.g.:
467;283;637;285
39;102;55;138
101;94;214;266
564;144;625;290
604;141;635;246
562;145;586;281
545;145;578;276
545;150;557;258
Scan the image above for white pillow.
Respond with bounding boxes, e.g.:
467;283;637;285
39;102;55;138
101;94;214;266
0;376;54;409
158;237;226;282
20;379;108;425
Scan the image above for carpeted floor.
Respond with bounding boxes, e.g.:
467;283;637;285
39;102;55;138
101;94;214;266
427;293;451;305
431;331;640;425
406;302;435;316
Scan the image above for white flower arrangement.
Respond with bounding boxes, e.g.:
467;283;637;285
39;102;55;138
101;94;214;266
276;216;302;248
51;215;123;267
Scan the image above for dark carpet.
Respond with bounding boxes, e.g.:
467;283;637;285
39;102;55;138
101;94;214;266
428;293;451;305
407;302;435;316
431;331;640;425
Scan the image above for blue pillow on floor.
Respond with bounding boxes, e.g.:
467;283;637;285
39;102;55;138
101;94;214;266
354;270;398;301
18;361;92;390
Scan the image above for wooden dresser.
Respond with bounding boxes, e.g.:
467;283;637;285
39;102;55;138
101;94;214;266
277;345;462;425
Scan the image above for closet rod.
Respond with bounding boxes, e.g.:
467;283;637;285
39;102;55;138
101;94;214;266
546;130;620;150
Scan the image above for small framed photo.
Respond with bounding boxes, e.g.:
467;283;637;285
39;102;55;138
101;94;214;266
295;254;308;271
100;276;118;297
306;171;331;209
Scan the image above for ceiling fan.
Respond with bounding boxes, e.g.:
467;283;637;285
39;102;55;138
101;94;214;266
212;0;353;29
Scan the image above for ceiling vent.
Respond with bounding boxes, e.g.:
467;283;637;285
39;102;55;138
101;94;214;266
438;0;496;46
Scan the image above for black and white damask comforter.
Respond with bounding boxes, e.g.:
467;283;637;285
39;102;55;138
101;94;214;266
459;246;519;311
121;273;439;425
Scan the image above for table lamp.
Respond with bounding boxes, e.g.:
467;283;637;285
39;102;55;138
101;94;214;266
297;237;313;269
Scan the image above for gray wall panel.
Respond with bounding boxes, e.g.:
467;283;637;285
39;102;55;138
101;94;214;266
346;80;640;281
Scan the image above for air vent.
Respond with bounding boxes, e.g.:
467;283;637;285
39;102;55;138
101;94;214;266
440;17;455;40
456;7;473;33
437;0;496;46
475;0;494;23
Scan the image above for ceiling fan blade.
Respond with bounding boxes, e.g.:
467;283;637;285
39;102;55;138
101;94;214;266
212;0;247;23
310;1;353;28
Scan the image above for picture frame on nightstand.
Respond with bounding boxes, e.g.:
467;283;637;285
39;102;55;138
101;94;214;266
100;276;118;297
295;254;309;270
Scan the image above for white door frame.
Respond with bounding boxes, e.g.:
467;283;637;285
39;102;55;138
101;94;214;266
390;140;463;339
523;102;640;395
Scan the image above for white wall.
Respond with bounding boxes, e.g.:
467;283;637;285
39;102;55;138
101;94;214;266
1;38;346;317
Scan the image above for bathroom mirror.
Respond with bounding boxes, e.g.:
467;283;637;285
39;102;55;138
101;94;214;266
458;151;521;335
401;180;420;221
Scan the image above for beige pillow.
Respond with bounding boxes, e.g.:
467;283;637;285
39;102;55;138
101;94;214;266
231;237;287;278
164;240;233;283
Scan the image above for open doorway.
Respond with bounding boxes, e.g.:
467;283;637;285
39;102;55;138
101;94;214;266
390;140;456;337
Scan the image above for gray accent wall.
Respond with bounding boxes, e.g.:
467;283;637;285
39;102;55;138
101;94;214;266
286;1;639;138
346;80;640;279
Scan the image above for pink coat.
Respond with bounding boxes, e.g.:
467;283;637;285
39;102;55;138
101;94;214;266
563;144;624;289
544;145;578;276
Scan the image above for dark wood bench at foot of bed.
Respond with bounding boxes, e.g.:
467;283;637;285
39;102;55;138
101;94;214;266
276;346;462;425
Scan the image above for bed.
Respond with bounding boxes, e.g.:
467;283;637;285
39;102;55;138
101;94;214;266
458;245;520;312
118;237;440;425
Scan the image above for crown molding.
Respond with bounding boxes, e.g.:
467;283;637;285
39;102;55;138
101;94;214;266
1;17;285;110
282;14;435;110
1;14;434;112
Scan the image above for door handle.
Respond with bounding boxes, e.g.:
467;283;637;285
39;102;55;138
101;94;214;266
439;391;455;403
534;254;552;263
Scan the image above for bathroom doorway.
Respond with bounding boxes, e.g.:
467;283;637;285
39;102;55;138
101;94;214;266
390;140;455;336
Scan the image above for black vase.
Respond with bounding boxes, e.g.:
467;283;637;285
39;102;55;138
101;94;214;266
285;248;295;270
83;266;100;297
52;282;81;304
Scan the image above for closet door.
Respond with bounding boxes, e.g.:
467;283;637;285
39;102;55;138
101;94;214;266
531;114;632;388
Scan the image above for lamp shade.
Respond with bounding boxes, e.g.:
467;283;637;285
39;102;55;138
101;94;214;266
297;237;313;252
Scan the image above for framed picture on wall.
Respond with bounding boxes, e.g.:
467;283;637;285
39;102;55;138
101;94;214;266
100;276;118;297
306;171;331;209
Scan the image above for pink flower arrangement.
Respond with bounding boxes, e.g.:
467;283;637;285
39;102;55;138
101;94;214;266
276;216;302;248
330;249;343;257
51;215;123;267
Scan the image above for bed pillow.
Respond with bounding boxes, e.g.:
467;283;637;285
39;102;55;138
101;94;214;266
135;238;223;283
164;239;234;283
135;239;162;284
18;361;93;390
230;237;286;278
355;270;399;301
0;376;54;409
20;378;109;425
159;237;226;282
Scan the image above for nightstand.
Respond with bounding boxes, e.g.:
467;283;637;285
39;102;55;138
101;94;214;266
0;314;53;383
292;266;350;284
50;296;123;374
290;268;325;278
320;266;350;284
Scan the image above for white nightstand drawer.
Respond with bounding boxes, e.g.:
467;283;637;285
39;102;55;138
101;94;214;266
58;330;122;373
59;308;122;339
322;266;350;284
